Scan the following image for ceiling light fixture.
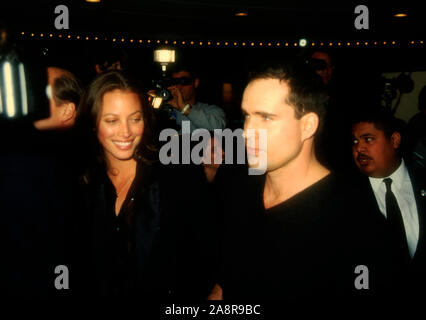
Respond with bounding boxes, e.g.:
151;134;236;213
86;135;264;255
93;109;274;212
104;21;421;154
394;13;407;18
235;12;248;17
298;38;308;47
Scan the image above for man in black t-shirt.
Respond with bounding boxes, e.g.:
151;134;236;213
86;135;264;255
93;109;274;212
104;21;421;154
210;62;397;300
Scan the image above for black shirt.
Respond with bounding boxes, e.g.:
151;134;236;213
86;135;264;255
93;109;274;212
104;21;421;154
70;161;175;297
222;172;385;299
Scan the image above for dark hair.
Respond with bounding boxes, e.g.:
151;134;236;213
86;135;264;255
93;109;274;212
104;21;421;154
76;70;156;174
248;62;329;135
310;49;334;66
169;63;199;79
92;47;128;70
53;75;83;108
351;107;403;139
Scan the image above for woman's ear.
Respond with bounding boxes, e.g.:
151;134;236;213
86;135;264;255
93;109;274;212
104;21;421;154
300;112;319;141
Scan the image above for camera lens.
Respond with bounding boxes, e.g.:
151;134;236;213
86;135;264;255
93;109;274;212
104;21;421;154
159;88;172;101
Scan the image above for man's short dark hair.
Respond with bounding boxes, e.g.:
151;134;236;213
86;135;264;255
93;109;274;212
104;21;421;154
248;62;329;135
92;47;128;69
310;49;334;65
351;107;402;139
53;75;83;109
169;63;199;79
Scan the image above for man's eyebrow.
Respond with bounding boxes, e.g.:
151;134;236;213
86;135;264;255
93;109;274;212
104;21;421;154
241;109;277;118
353;133;375;139
253;111;276;118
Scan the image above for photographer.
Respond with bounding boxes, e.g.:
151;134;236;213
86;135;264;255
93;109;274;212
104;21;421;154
166;65;226;133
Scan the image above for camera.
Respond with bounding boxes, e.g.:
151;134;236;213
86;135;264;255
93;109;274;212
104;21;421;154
149;76;194;108
151;77;176;103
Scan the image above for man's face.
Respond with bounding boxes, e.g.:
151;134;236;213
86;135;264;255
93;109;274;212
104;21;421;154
352;122;401;178
171;70;198;103
242;78;304;173
311;51;333;85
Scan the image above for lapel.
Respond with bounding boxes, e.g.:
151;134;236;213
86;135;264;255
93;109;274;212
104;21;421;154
406;165;426;260
358;174;388;225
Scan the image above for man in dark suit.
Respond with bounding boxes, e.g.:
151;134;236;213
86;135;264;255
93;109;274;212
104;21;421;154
351;108;426;294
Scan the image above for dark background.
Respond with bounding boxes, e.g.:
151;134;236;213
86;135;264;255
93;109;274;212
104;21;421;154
2;1;426;125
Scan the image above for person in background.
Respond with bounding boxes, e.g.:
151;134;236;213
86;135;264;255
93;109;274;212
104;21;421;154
311;50;334;86
33;67;82;131
406;85;426;167
93;47;127;75
351;107;426;294
1;65;83;296
310;49;354;174
166;65;226;133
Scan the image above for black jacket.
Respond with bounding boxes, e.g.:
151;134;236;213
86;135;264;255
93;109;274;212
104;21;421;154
348;161;426;295
68;161;219;299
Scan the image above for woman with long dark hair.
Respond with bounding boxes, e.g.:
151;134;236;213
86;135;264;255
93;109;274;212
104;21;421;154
72;70;174;297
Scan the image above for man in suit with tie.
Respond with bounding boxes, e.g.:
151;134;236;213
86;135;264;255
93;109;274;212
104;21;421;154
351;108;426;294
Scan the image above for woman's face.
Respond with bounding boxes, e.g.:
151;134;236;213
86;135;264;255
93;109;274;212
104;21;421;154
97;89;144;163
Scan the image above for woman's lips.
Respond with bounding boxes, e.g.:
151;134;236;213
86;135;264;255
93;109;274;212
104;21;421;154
113;140;133;150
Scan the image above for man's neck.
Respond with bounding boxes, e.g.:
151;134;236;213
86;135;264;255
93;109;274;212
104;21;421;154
263;151;330;209
388;157;403;177
185;96;197;106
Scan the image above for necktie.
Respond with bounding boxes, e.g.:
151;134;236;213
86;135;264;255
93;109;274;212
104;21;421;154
383;178;411;260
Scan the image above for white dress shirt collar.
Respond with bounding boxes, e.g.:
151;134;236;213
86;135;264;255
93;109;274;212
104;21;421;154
368;159;419;258
369;159;407;192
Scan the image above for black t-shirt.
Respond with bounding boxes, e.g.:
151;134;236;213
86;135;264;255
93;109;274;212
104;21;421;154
222;172;381;299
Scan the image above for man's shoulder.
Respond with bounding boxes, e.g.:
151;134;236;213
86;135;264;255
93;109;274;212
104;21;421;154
194;101;224;112
404;159;426;191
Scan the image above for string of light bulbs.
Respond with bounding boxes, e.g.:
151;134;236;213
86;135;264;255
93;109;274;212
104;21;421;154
19;32;425;48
